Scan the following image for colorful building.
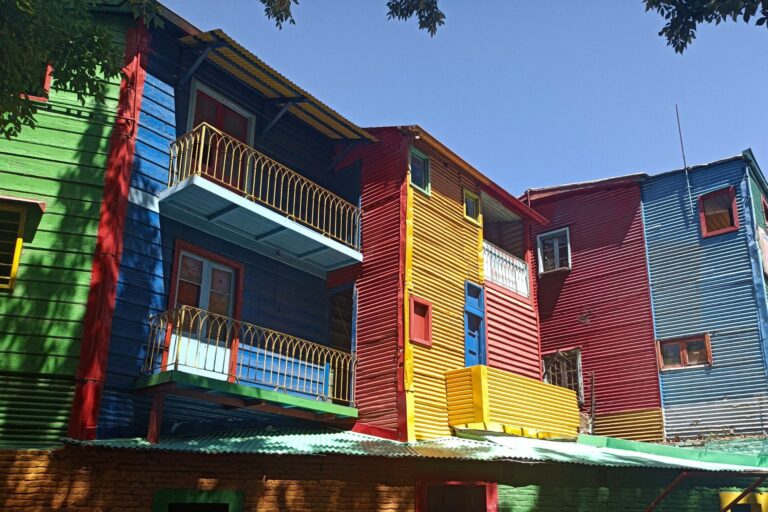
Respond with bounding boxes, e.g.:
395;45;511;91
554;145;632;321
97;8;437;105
525;151;768;443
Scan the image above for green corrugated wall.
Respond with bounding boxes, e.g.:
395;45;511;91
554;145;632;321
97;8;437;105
0;15;129;448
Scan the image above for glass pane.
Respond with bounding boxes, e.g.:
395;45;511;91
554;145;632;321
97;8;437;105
465;195;479;220
210;267;233;293
686;340;708;365
208;291;231;316
703;192;735;232
541;238;556;271
177;281;200;307
557;233;569;268
411;154;427;190
661;343;682;367
467;314;481;335
180;255;203;283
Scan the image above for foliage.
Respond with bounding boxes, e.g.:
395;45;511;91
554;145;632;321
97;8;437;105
645;0;768;53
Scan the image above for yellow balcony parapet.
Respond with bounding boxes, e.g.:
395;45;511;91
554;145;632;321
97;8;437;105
445;365;579;440
169;123;361;250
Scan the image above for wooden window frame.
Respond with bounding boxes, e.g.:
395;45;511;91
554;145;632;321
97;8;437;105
536;226;571;275
699;186;739;238
409;147;431;196
409;295;433;348
542;347;584;403
463;188;481;225
152;489;244;512
22;64;53;103
415;480;498;512
657;333;713;371
0;204;26;291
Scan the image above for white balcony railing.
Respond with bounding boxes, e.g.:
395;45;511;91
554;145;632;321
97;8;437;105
483;240;530;298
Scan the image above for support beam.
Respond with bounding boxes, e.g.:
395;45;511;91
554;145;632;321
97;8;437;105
265;96;305;105
146;394;165;444
722;475;768;512
645;472;689;512
207;203;239;221
178;43;226;86
258;101;297;140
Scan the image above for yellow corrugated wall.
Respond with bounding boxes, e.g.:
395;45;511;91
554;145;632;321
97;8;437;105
594;408;665;442
409;148;482;439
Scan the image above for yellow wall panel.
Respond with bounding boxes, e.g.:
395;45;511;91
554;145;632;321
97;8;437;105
594;408;664;442
409;146;482;439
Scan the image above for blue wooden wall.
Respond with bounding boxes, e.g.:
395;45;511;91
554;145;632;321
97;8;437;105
97;63;336;437
642;158;768;439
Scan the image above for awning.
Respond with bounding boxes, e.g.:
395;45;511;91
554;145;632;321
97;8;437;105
179;30;376;143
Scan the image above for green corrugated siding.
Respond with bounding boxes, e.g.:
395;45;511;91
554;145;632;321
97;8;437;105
0;16;129;448
750;170;766;229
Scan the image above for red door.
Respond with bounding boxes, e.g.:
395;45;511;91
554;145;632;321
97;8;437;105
193;90;250;190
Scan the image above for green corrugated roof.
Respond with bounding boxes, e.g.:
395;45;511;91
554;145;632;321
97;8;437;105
64;429;768;473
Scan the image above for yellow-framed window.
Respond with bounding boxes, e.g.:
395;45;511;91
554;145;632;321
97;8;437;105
0;205;26;290
463;189;481;224
719;491;768;511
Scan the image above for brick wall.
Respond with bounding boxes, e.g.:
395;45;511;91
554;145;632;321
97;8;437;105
1;447;765;511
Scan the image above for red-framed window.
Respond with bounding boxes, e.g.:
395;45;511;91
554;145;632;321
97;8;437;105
699;187;739;238
657;334;712;370
761;196;768;226
22;64;53;103
415;481;497;512
410;295;433;348
193;90;250;143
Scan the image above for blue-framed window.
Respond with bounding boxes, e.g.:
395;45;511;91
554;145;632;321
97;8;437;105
464;281;486;367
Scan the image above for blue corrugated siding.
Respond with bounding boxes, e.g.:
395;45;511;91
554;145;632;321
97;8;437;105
98;72;332;438
642;159;768;438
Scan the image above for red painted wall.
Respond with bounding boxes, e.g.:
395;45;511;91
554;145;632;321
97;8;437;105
342;128;407;437
485;283;541;381
530;184;660;415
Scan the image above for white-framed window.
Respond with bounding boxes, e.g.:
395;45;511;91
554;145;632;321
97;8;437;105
543;348;583;403
174;250;236;318
187;80;256;143
537;227;571;274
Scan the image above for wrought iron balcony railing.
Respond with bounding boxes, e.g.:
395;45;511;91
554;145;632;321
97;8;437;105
169;123;362;250
483;240;530;298
142;305;356;406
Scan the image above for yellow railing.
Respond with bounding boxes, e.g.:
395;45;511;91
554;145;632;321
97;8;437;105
142;305;357;405
169;123;361;250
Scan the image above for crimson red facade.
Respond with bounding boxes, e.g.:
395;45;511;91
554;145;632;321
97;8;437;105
529;184;661;416
343;128;407;438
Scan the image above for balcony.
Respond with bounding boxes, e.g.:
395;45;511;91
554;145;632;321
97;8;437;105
445;365;579;439
483;240;529;298
159;123;362;276
136;305;358;419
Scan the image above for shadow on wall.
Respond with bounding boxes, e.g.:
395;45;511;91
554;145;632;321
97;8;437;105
0;102;121;448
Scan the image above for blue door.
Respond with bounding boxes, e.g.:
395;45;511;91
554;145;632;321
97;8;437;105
464;281;485;367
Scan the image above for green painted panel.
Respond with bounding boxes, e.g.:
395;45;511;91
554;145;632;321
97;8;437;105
0;14;130;447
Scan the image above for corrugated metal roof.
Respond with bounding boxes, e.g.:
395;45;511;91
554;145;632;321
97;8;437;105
64;429;768;472
179;30;376;142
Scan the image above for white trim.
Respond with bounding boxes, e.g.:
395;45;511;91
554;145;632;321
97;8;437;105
187;79;257;145
536;227;571;274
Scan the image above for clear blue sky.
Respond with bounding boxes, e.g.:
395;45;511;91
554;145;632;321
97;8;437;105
163;0;768;194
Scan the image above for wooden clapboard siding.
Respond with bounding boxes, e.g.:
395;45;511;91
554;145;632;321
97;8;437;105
0;17;128;447
410;142;483;439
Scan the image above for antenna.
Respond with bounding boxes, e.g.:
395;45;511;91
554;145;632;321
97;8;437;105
676;104;694;215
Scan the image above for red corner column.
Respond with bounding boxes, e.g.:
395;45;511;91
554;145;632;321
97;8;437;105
68;22;150;440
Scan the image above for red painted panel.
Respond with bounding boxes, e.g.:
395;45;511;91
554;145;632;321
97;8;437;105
326;263;362;289
68;23;150;440
485;282;541;380
339;128;406;438
530;184;660;415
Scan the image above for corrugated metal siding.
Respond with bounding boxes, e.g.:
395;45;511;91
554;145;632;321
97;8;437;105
411;146;482;439
594;408;664;442
98;71;337;437
664;395;768;438
485;282;541;380
642;159;768;438
0;19;126;447
531;185;661;417
346;128;405;433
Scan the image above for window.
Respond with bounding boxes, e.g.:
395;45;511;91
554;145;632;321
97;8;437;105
152;490;243;512
0;205;25;290
410;147;430;194
699;187;739;237
537;227;571;273
543;349;583;402
410;296;433;347
719;491;767;512
463;189;481;223
22;64;53;103
464;282;485;367
415;481;497;512
762;196;768;226
658;334;712;370
174;250;236;317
